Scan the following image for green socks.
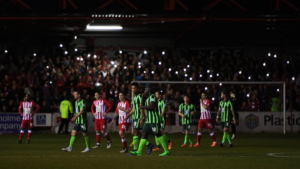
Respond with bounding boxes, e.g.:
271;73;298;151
163;134;171;143
146;140;149;146
69;136;76;147
184;134;188;144
133;136;139;150
155;136;160;148
158;136;169;153
137;138;147;153
226;132;232;144
222;132;228;144
188;135;193;144
85;136;90;149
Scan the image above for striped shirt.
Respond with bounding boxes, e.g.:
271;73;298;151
158;99;166;122
131;94;142;120
19;101;40;120
179;103;195;125
219;100;233;122
200;99;211;120
75;99;87;124
145;94;160;124
91;99;112;120
115;100;131;123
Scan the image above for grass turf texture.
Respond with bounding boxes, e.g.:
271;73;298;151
0;133;299;169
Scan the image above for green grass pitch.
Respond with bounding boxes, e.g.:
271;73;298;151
0;133;299;169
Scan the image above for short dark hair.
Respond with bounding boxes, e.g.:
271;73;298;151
183;94;189;98
221;91;229;98
202;92;208;96
73;91;81;95
155;90;163;95
131;82;138;87
95;91;100;94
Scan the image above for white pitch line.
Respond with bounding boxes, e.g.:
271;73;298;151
267;152;300;158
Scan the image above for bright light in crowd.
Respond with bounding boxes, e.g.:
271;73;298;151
187;65;190;68
94;55;97;58
183;68;186;72
207;70;210;73
277;89;279;92
205;87;207;90
4;50;7;53
138;65;141;69
247;94;249;97
138;62;141;65
86;24;123;30
287;61;289;64
144;50;147;55
185;74;188;77
266;73;269;77
60;44;63;47
111;61;114;65
114;65;117;68
64;51;68;55
263;63;266;66
268;53;271;56
77;57;80;60
216;73;219;76
292;77;295;81
87;54;91;57
119;50;122;54
80;58;83;61
151;71;154;74
46;66;49;69
33;53;36;56
200;74;202;77
248;76;251;80
189;77;192;81
162;51;165;55
158;62;161;65
212;97;215;101
124;66;127;69
274;54;277;58
239;71;242;74
175;71;178;75
74;36;77;39
143;71;146;74
219;83;222;86
168;68;171;71
95;83;100;86
209;75;212;78
75;48;78;52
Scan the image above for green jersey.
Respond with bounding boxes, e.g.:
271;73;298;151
75;99;87;124
179;103;195;125
145;94;160;124
219;100;233;122
131;94;142;120
158;99;166;122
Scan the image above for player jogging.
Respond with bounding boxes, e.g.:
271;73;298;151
111;92;131;153
194;92;217;147
153;90;172;151
124;82;150;153
216;91;236;147
179;95;195;148
128;87;170;156
18;94;40;144
62;91;90;152
91;91;112;149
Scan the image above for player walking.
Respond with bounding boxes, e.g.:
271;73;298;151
216;91;236;147
18;94;40;144
62;91;90;152
91;91;112;149
194;92;217;147
179;95;195;148
111;92;131;153
153;90;172;151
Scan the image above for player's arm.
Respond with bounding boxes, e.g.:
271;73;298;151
91;102;96;117
71;105;85;122
68;101;74;114
18;102;23;116
124;107;134;121
139;95;156;110
200;99;209;109
160;101;166;117
103;99;113;116
32;102;40;115
118;106;130;113
230;102;237;124
111;106;119;125
216;107;221;123
178;104;185;117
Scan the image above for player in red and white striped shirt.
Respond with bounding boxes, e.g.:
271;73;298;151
91;91;112;149
111;92;131;153
18;94;40;144
194;92;217;147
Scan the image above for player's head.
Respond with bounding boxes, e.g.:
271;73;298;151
183;95;189;103
155;90;163;100
95;91;100;100
201;92;208;100
73;91;81;100
25;94;31;101
221;91;229;99
119;92;125;101
131;82;139;94
143;86;151;98
230;91;235;98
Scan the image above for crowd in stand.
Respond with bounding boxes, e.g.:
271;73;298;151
0;45;299;113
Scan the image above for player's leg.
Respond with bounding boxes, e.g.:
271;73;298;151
206;119;217;147
18;120;26;143
58;119;65;134
62;129;77;152
132;119;141;151
119;124;128;153
27;120;33;143
161;120;172;150
64;118;69;134
100;120;112;148
93;120;101;148
231;121;236;139
155;125;170;156
220;122;232;147
82;123;91;152
194;127;202;147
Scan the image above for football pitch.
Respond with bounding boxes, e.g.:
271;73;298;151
0;133;299;169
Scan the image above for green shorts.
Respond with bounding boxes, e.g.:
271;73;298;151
221;122;230;129
133;119;143;130
182;124;191;131
73;123;88;133
142;123;161;135
160;120;166;130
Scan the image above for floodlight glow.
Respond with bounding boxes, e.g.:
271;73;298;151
200;74;202;77
189;77;192;81
60;44;63;47
219;83;222;86
277;89;279;92
185;74;187;77
124;66;127;69
247;94;249;97
94;55;97;58
138;65;141;69
212;97;215;101
158;62;161;65
187;65;190;68
111;61;114;65
263;63;266;66
248;76;251;80
183;68;186;72
75;48;78;52
64;51;68;55
168;68;171;71
216;73;219;76
87;54;91;58
143;71;146;74
205;87;207;90
274;54;277;58
86;25;123;30
80;58;83;61
114;65;117;68
175;71;178;75
268;53;271;56
239;71;242;74
266;73;269;77
207;70;210;73
144;50;147;54
119;50;122;54
33;53;36;56
292;77;295;81
4;50;7;53
287;61;289;64
151;71;154;74
74;36;77;39
138;62;141;65
162;51;165;55
77;57;80;61
209;75;212;78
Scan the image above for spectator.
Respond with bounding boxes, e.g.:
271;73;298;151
40;101;51;112
249;93;260;111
